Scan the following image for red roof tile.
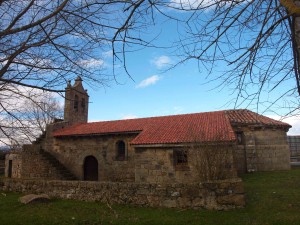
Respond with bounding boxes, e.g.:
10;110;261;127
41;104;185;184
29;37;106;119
53;111;236;144
225;109;291;127
52;109;291;145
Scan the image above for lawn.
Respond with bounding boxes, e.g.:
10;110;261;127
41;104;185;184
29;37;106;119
0;168;300;225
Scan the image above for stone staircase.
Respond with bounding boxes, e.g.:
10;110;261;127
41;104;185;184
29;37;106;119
38;149;77;180
33;132;46;144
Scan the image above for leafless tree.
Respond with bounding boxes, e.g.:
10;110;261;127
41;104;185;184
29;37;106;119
181;128;237;181
2;0;300;100
2;1;300;145
174;0;300;115
99;0;300;116
22;92;63;134
0;86;63;146
0;0;151;90
0;0;155;145
188;142;236;181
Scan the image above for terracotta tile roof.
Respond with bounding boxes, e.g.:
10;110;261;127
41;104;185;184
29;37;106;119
53;109;291;145
53;111;236;145
130;111;235;145
225;109;291;127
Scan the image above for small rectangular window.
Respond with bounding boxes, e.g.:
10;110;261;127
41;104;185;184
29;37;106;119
236;132;244;145
174;150;189;170
116;141;126;161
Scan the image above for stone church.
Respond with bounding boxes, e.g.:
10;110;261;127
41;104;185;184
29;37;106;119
5;76;291;182
3;77;292;209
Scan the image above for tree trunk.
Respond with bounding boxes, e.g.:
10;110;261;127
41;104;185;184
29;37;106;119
294;1;300;94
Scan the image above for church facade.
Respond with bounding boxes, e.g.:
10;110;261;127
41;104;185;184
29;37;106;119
5;77;291;183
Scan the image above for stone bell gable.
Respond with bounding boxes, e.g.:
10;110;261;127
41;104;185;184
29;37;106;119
64;76;89;125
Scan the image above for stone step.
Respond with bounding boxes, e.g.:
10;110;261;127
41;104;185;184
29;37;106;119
39;149;77;180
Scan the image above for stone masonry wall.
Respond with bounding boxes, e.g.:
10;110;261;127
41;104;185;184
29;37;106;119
50;134;137;181
233;127;290;173
5;153;22;178
135;147;176;184
0;178;245;210
135;145;237;184
233;146;247;173
43;122;68;151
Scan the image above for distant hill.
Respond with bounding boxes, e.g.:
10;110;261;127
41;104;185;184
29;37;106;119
0;146;10;151
0;146;10;160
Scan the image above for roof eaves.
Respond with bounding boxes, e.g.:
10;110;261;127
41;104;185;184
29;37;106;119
54;130;142;138
230;122;291;128
130;139;236;147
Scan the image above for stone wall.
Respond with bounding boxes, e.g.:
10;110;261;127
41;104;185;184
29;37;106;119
5;153;22;178
233;127;290;173
233;146;247;173
0;178;245;210
5;127;290;182
43;121;71;152
135;147;176;184
50;134;137;181
135;145;237;184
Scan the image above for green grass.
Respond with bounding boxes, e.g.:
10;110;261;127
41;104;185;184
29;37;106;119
1;169;300;225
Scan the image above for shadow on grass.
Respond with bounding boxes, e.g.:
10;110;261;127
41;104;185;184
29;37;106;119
0;168;299;225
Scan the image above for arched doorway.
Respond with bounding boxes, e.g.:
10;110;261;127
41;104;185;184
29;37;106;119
83;155;98;181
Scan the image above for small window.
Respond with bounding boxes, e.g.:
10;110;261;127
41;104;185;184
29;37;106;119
116;141;126;161
174;150;188;169
74;95;79;111
236;131;244;145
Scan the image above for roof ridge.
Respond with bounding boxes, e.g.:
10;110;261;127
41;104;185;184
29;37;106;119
85;109;233;124
224;109;291;127
53;109;290;145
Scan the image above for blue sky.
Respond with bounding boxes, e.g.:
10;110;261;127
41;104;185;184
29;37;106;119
70;5;300;135
88;56;224;120
81;50;300;135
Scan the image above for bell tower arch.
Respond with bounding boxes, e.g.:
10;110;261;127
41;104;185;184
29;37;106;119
64;76;89;124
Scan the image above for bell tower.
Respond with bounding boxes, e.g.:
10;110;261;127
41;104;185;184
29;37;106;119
64;76;89;124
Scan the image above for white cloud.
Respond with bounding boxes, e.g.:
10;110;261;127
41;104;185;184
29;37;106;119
1;57;53;70
268;115;300;135
151;56;172;69
169;0;246;10
0;84;64;146
0;85;63;112
102;50;113;58
136;75;161;88
121;114;138;120
170;0;213;10
283;117;300;135
173;106;184;114
79;59;104;68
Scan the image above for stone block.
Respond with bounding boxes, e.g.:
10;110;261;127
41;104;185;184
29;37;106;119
162;199;177;208
177;197;190;208
192;197;204;208
19;194;50;204
217;194;245;207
